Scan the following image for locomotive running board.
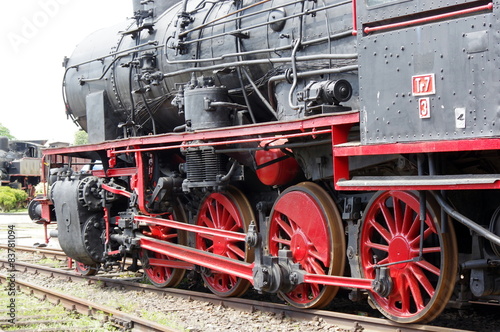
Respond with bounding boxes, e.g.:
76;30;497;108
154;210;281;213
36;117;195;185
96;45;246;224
336;174;500;191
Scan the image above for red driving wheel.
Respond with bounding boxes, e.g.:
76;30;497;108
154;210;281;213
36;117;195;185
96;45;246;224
268;182;345;309
195;187;254;297
141;210;187;288
359;191;457;323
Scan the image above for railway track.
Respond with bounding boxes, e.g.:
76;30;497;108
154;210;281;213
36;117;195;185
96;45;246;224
0;257;472;332
0;244;68;261
0;272;175;331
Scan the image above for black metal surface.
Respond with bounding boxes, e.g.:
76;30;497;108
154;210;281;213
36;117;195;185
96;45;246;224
51;176;102;265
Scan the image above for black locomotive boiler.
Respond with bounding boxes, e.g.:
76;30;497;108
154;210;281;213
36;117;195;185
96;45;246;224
34;0;500;324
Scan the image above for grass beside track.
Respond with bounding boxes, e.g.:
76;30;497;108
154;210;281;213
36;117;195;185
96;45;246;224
0;282;118;331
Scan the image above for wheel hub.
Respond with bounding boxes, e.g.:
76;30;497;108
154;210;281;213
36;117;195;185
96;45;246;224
388;236;411;270
213;236;228;256
290;231;311;263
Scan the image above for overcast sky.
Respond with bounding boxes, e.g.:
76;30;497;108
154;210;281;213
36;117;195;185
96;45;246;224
0;1;132;143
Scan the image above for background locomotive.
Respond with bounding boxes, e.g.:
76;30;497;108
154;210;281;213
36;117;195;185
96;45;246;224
35;0;500;324
0;137;42;198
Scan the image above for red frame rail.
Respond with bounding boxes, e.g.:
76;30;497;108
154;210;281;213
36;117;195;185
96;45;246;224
332;138;500;191
364;2;493;34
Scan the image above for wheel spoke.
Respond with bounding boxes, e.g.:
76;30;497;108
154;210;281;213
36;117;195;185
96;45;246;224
410;246;441;255
227;243;245;260
365;241;389;252
410;227;434;247
397;274;410;314
200;214;215;229
401;204;415;235
409;264;435;297
368;218;392;243
309;283;321;298
379;200;397;236
229;224;241;232
393;197;403;234
307;256;326;275
221;207;232;230
407;216;421;241
309;248;325;262
275;215;294;239
208;201;218;228
415;259;440;276
198;232;214;241
205;243;214;253
406;272;425;311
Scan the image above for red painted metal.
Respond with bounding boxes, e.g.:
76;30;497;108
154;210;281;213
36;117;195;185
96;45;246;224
331;123;355;184
141;213;189;287
269;190;331;266
147;257;194;269
303;274;373;289
133;151;148;214
336;181;500;191
334;137;500;156
93;167;138;178
351;0;357;35
140;237;255;281
364;2;493;34
101;183;133;199
135;215;247;242
255;144;300;186
104;207;110;246
108;128;333;155
139;237;377;290
332;138;500;190
40;113;359;156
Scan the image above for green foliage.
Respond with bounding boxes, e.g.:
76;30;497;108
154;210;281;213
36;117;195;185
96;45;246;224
0;186;28;212
74;130;88;145
0;122;15;139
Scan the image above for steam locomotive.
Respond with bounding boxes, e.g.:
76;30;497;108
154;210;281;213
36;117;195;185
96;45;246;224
33;0;500;324
0;137;42;196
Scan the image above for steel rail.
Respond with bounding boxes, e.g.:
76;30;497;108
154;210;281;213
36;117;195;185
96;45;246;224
0;260;470;332
0;244;66;256
0;272;176;332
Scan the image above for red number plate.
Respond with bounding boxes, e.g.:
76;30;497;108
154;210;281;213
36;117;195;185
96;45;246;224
412;74;435;96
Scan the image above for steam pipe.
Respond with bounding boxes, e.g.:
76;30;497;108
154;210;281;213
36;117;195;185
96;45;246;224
432;191;500;247
163;54;357;78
